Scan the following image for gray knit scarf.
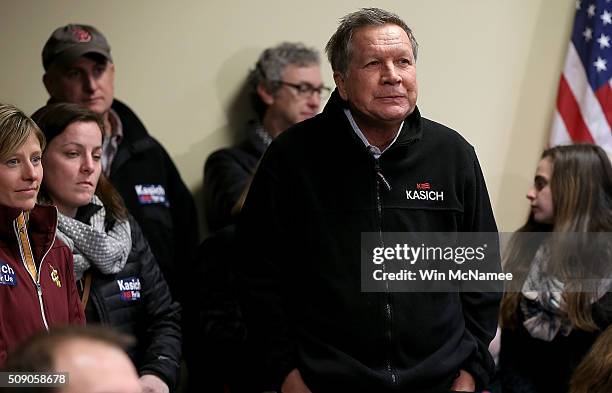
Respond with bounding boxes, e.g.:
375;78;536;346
56;196;131;280
520;245;570;341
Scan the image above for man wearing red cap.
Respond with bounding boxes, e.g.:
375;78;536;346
40;23;198;304
40;23;196;393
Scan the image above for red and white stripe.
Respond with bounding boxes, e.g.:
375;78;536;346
550;43;612;153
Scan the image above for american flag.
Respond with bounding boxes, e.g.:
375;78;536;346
550;0;612;151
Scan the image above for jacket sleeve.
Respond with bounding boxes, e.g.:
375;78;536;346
62;247;85;325
130;217;182;389
203;150;251;232
234;148;296;390
459;148;502;389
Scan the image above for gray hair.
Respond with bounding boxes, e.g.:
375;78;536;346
325;8;418;75
249;42;320;117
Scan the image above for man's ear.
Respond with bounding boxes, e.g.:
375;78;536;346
333;71;348;100
42;72;54;96
107;61;115;77
256;82;275;105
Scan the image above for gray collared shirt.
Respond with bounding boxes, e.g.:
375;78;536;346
102;108;124;175
344;109;403;159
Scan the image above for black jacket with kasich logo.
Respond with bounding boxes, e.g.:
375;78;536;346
109;100;199;303
81;213;182;389
237;90;501;393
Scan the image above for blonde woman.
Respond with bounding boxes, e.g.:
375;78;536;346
0;103;84;365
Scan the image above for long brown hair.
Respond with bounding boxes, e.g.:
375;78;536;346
570;326;612;393
500;144;612;331
31;103;127;220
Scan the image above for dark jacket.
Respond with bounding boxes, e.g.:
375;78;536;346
237;90;501;393
184;225;257;393
0;205;84;365
110;99;199;302
79;211;182;389
203;122;268;232
499;293;612;393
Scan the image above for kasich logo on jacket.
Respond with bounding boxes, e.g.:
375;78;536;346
135;184;169;207
117;277;141;301
406;182;444;201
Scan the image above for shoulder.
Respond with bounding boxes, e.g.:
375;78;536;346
263;114;327;161
419;117;478;165
206;145;259;168
112;99;165;156
111;99;146;131
421;117;474;150
207;146;246;162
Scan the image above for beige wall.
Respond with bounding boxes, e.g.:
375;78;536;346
0;0;574;232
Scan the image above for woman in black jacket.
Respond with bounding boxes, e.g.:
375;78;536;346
32;103;181;393
499;145;612;393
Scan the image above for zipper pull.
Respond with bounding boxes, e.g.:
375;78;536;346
36;282;42;295
374;159;392;191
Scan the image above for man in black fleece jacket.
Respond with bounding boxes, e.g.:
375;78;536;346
237;8;501;393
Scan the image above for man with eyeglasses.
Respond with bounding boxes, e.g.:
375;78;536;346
203;42;329;232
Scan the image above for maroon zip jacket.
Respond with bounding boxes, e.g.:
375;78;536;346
0;204;84;365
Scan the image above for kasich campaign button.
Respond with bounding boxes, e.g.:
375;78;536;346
117;276;141;301
0;261;17;286
134;184;169;207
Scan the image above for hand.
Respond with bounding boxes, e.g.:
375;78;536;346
140;374;169;393
281;369;312;393
450;369;476;392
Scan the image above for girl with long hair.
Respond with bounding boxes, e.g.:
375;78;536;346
499;144;612;392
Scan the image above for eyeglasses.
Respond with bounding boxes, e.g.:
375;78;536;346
273;81;331;99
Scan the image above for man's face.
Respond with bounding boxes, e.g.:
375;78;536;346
43;56;115;115
260;64;323;137
334;24;418;129
55;338;141;393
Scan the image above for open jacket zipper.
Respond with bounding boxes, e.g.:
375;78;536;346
13;216;57;331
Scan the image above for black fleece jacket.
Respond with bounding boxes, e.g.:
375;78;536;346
237;90;501;393
109;100;199;303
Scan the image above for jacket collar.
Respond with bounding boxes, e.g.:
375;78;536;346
109;99;156;175
323;88;423;147
243;120;271;157
0;204;58;256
